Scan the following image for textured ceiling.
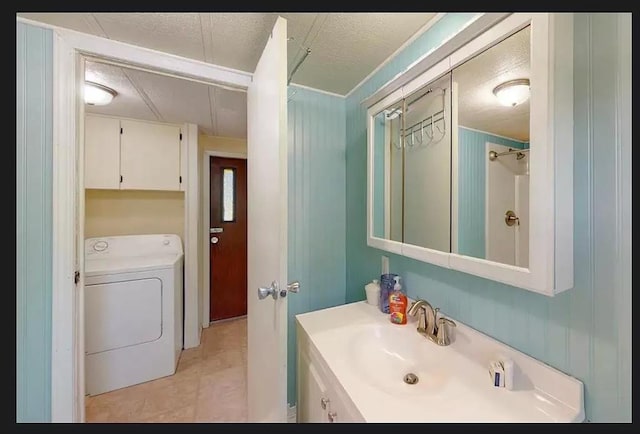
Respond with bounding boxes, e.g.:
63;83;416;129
281;13;437;94
85;60;247;138
18;12;437;95
453;26;531;142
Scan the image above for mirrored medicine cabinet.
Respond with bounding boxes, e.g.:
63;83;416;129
366;13;574;296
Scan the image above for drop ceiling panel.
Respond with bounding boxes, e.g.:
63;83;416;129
93;13;206;64
201;13;278;71
19;12;439;95
125;68;215;131
453;26;530;142
213;88;247;138
18;13;100;35
85;61;157;121
284;13;438;95
281;13;325;72
84;61;247;139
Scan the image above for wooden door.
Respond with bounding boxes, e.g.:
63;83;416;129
210;156;247;321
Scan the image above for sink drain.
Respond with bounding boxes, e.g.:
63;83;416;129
403;373;419;385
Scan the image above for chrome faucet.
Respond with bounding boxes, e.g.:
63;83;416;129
407;299;437;336
407;299;456;346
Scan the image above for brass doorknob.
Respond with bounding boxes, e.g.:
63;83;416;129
505;210;519;226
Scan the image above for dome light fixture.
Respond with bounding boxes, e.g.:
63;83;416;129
493;78;530;107
85;81;117;106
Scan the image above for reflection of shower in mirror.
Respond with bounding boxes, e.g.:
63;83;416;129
489;148;530;175
488;148;529;161
485;142;530;267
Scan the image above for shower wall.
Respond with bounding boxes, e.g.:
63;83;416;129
485;142;529;266
456;126;528;258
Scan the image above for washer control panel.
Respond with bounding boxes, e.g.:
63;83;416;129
85;234;183;258
93;240;109;252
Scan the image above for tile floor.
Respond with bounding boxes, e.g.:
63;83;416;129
85;317;248;423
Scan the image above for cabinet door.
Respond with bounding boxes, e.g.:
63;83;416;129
298;350;328;423
84;115;121;189
120;119;181;191
326;387;360;423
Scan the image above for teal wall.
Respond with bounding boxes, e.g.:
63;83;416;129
287;85;346;404
16;22;53;422
457;126;527;258
345;13;631;422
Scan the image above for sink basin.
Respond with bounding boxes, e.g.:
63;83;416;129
346;324;450;395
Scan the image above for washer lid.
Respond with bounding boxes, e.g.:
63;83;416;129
85;253;182;276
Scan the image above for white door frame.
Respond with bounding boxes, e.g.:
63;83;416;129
201;150;248;328
17;17;252;423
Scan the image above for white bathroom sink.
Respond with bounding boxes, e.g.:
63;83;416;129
297;301;585;423
346;324;450;396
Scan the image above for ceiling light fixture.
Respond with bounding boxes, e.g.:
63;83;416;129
85;81;117;106
492;79;530;107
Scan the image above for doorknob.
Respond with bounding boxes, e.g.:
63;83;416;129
279;281;300;298
320;397;330;410
258;281;279;300
257;280;300;300
505;210;519;226
211;236;219;244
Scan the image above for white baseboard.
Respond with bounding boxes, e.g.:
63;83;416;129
287;404;297;423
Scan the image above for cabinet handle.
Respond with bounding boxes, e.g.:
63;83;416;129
320;397;330;410
327;411;337;423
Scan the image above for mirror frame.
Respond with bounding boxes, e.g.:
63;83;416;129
366;13;573;296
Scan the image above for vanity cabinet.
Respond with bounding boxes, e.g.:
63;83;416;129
84;114;183;191
298;350;329;423
297;324;364;423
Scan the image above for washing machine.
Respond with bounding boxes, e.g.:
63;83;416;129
84;234;184;396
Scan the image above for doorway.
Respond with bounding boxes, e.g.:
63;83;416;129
43;13;289;422
209;156;248;321
80;56;252;422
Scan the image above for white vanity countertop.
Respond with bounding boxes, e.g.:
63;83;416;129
296;301;585;423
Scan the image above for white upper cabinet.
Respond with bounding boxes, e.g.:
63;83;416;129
120;119;182;191
366;13;574;296
84;115;121;189
84;114;183;192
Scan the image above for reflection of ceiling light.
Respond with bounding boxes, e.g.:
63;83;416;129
85;81;117;106
493;79;530;107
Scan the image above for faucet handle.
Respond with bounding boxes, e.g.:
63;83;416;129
435;317;456;346
438;317;456;327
